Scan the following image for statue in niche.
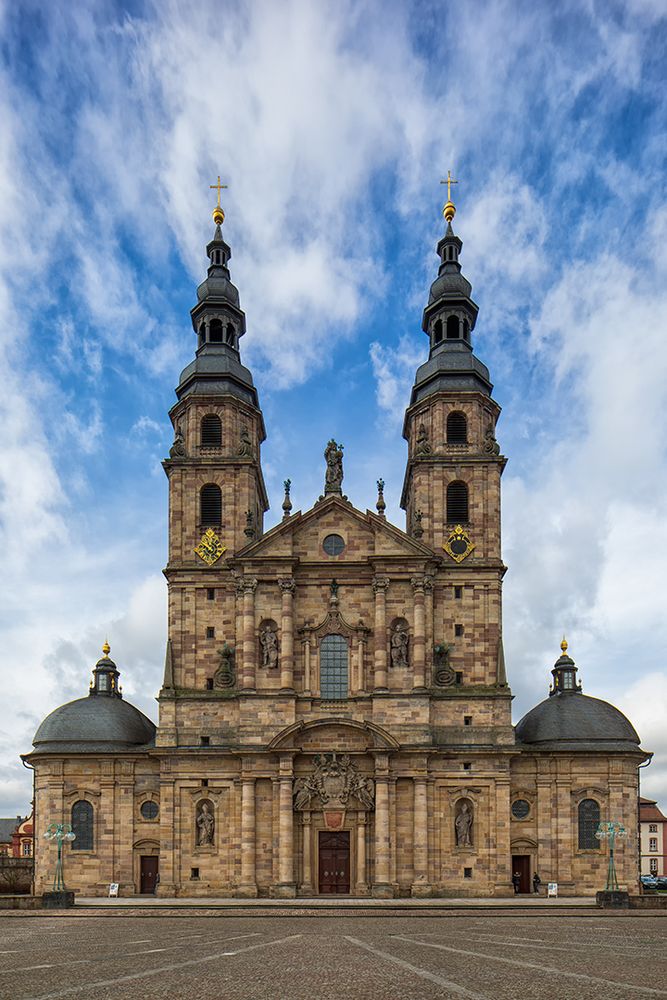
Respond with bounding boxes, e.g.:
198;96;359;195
259;623;279;670
483;423;500;456
415;424;431;455
412;509;424;539
238;426;254;458
455;800;473;847
196;801;215;846
390;622;409;669
213;642;235;689
324;439;344;494
169;424;186;459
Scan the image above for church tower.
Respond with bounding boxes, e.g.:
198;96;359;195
159;189;268;742
401;183;507;690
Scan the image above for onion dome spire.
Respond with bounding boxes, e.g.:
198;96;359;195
90;641;122;698
549;638;582;696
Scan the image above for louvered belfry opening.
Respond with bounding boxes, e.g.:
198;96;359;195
447;480;469;523
200;484;222;526
447;411;468;444
201;414;222;447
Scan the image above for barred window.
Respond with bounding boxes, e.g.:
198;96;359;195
201;415;222;447
320;635;348;700
71;800;93;851
447;481;469;523
200;484;222;526
447;411;467;444
578;798;600;849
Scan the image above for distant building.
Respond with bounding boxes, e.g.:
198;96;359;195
0;815;32;858
639;797;666;876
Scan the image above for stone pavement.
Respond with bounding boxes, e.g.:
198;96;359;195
0;911;665;999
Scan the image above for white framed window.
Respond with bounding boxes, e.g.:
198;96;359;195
649;858;658;874
649;837;658;852
649;824;658;833
22;841;32;857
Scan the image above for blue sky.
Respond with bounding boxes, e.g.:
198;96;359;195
1;0;666;815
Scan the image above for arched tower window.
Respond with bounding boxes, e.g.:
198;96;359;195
578;799;601;849
433;318;443;344
71;800;93;851
320;634;348;700
209;319;223;343
198;322;206;347
200;484;222;526
446;315;459;339
225;323;235;346
447;481;469;523
201;415;222;448
447;411;467;444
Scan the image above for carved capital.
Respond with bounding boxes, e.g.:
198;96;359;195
411;575;426;593
279;578;296;595
241;578;258;595
372;576;390;595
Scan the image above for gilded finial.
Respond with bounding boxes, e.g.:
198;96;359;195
102;640;110;657
209;175;228;226
440;170;458;223
560;637;568;655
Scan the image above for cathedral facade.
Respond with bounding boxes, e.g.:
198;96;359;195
25;193;648;898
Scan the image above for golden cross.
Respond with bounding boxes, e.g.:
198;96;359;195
440;170;458;202
209;176;228;207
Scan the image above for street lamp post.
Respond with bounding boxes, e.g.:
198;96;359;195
595;820;628;905
42;822;76;904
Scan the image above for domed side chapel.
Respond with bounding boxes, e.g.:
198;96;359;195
24;187;649;898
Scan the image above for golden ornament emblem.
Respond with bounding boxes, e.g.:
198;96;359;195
443;524;475;563
195;528;226;566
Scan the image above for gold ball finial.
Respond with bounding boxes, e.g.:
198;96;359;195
102;640;110;657
212;205;225;226
560;637;568;655
443;201;456;223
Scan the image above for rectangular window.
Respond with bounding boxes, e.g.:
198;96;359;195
649;824;658;833
650;858;658;874
207;588;215;601
191;867;200;879
454;586;463;599
464;867;472;879
200;736;210;747
650;838;658;852
206;678;213;690
464;716;472;726
319;635;349;700
202;779;208;787
455;671;463;685
455;624;464;637
463;762;472;771
206;627;215;639
22;842;32;857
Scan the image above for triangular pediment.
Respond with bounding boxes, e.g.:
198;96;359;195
233;494;438;565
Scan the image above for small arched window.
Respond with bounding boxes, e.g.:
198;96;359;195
200;484;222;526
198;322;206;346
320;635;348;700
209;319;223;343
433;318;443;344
447;481;469;523
225;323;235;346
201;414;222;448
578;799;601;849
446;315;459;339
71;800;93;851
447;411;467;444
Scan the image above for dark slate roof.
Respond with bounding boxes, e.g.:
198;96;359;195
31;696;156;754
515;691;641;752
0;818;21;842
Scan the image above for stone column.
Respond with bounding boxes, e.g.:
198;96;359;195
372;754;392;897
356;636;366;693
411;576;427;690
411;776;431;896
279;578;296;692
275;755;296;897
241;579;258;690
372;576;389;691
555;767;574;891
494;778;513;895
302;636;312;694
356;815;367;893
301;813;312;894
238;776;257;897
157;773;176;897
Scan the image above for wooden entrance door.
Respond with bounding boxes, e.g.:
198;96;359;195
318;831;350;894
140;855;159;894
511;854;531;894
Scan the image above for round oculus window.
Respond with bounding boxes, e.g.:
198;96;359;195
140;801;159;821
511;799;530;820
323;534;345;556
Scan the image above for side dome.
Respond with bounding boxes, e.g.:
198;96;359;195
515;640;641;751
30;643;156;754
32;696;156;753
